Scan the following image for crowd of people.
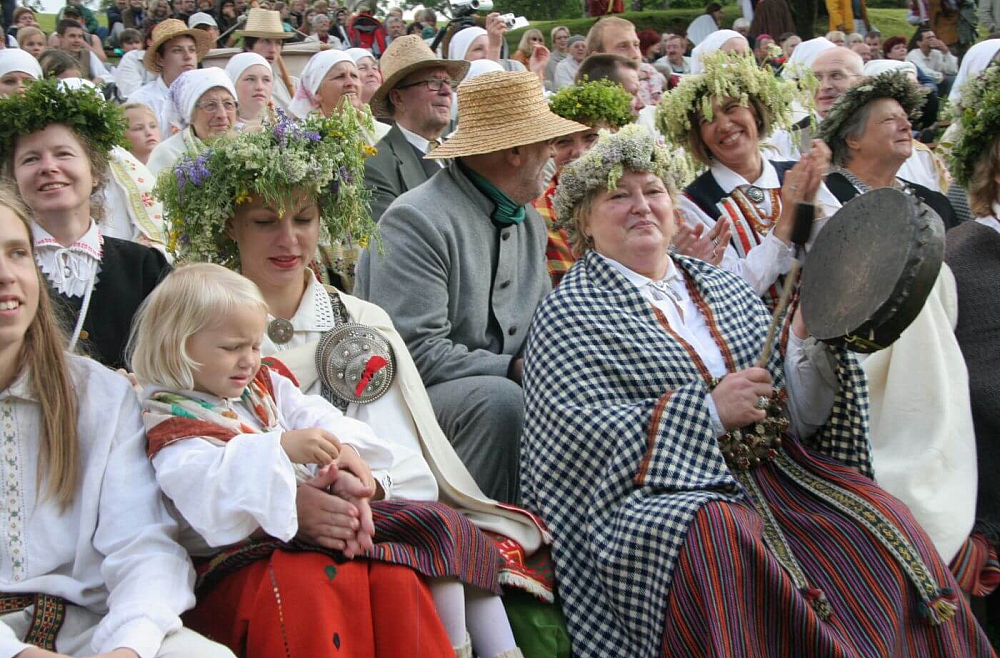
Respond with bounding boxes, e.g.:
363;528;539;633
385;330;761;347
2;0;1000;655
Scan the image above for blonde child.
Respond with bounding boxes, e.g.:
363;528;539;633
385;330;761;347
129;263;522;658
121;102;161;165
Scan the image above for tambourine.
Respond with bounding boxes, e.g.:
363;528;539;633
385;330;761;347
315;322;396;406
800;187;944;353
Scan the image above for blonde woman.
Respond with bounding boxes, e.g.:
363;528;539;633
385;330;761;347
0;185;234;658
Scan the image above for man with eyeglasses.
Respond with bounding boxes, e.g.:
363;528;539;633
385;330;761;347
364;35;470;222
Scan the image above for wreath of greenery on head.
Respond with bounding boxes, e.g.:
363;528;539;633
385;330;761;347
552;124;683;228
817;70;926;157
0;77;126;160
947;63;1000;188
656;50;796;150
548;79;636;130
154;108;378;265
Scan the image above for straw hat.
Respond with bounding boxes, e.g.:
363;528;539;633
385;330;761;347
369;34;469;118
236;8;294;40
427;71;588;159
143;18;214;73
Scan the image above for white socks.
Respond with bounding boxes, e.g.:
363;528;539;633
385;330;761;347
428;578;520;658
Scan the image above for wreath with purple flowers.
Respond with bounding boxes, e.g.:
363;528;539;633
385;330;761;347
154;108;377;265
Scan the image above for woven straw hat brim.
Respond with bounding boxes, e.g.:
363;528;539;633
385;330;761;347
143;23;214;73
370;59;470;118
235;9;294;39
426;113;587;158
235;29;295;38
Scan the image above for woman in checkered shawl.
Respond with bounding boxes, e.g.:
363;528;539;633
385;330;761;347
519;125;991;657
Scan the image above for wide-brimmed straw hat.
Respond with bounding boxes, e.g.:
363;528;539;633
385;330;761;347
236;8;294;40
143;18;215;73
427;71;588;159
369;34;469;118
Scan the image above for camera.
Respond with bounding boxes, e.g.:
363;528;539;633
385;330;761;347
450;0;493;12
499;13;529;29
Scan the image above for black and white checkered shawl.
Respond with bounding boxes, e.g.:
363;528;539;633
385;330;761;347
520;251;871;657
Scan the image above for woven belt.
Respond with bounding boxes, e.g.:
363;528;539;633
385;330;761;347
0;593;67;650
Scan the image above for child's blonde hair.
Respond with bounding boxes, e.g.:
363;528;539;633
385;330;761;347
120;102;158;125
129;263;269;390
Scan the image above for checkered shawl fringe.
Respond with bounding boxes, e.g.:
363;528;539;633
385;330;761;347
520;252;871;657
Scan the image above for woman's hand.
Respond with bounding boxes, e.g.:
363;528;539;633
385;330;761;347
336;446;375;499
16;649;71;658
327;469;376;558
529;43;550;79
711;367;774;430
672;216;732;266
280;428;341;465
295;467;362;552
774;140;830;243
485;12;508;61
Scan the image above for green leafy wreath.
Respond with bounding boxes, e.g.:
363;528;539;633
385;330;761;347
548;79;636;130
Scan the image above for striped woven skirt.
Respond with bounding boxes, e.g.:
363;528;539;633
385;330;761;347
661;437;995;657
195;499;502;595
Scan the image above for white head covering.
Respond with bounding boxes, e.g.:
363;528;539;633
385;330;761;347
451;58;504;121
781;36;836;79
188;11;217;28
290;49;355;118
0;49;42;82
690;29;747;74
169;67;237;126
949;38;1000;103
346;47;376;66
225;52;272;84
449;26;487;61
863;58;919;79
56;77;99;92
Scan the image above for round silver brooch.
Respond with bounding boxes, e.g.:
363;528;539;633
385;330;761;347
316;322;396;405
745;186;765;204
267;318;295;345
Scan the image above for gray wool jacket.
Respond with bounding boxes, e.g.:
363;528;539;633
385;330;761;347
354;160;551;387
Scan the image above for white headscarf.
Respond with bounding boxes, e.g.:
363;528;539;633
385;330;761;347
290;49;354;118
345;47;376;66
949;39;1000;103
449;26;487;61
781;36;835;79
169;67;237;126
863;58;919;79
0;49;42;82
225;52;272;85
690;29;747;74
452;58;504;121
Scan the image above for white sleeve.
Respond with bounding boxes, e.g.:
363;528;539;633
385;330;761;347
91;387;195;658
0;623;31;658
677;195;794;296
554;61;574;89
942;51;959;75
270;371;396;495
783;330;839;440
90;52;114;83
152;431;299;547
115;52;146;99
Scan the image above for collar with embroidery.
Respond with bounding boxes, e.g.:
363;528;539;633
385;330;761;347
32;221;104;298
268;273;338;335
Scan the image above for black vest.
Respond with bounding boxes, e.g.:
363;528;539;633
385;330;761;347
825;171;961;231
46;237;170;369
683;160;796;221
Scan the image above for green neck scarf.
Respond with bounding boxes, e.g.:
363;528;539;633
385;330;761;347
459;161;526;226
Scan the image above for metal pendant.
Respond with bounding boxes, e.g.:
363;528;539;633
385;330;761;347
745;186;765;204
267;318;295;345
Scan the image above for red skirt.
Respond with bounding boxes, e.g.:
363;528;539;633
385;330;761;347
185;549;453;658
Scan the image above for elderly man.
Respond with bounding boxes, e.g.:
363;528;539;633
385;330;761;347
130;19;213;135
653;33;692;75
364;35;469;222
236;8;297;110
354;71;587;503
385;15;405;43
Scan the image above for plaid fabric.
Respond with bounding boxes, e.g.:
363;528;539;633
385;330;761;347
520;251;872;657
533;174;576;288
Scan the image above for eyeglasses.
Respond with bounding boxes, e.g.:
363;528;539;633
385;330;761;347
397;78;454;92
196;99;238;114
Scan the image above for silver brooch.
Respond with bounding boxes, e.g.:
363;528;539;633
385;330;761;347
267;318;295;345
745;186;765;204
316;322;395;405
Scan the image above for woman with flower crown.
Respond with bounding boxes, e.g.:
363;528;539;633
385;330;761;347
0;78;170;369
520;123;993;657
658;50;838;308
152;109;538;658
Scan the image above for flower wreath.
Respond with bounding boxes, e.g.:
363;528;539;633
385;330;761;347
548;80;636;130
0;77;126;161
154;109;378;265
552;124;678;228
656;50;797;150
817;70;926;159
947;63;1000;188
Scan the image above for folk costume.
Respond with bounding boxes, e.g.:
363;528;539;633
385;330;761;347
0;356;234;658
141;365;502;657
521;249;992;658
